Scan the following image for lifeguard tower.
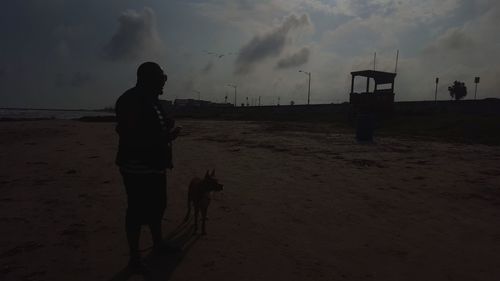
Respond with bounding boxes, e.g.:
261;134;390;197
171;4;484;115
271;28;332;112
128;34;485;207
349;70;396;113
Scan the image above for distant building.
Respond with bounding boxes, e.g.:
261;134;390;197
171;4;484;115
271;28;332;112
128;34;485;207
173;99;233;108
159;100;173;106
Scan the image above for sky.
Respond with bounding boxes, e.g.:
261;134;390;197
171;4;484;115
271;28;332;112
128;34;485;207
0;0;499;109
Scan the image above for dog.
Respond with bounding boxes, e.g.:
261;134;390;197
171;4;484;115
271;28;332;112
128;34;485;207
184;169;223;235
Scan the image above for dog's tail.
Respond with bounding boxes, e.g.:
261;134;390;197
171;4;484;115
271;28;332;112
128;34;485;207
183;189;192;222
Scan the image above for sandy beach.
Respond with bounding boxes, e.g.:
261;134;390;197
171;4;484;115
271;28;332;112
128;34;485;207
1;119;500;281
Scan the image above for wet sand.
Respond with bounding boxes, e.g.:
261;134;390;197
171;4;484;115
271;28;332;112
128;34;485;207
1;119;500;281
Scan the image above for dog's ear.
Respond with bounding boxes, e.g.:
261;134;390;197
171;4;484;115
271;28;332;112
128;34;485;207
211;169;215;177
205;170;210;178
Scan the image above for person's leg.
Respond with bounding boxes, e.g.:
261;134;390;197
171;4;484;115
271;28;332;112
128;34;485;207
149;172;170;253
121;171;143;265
126;209;141;263
149;221;162;248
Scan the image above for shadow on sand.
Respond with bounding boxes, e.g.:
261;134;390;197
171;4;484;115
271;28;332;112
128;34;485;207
108;220;199;281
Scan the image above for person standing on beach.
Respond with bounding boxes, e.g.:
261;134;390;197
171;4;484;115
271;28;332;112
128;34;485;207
115;62;181;272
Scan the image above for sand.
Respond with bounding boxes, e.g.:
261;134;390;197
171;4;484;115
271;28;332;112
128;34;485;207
1;119;500;281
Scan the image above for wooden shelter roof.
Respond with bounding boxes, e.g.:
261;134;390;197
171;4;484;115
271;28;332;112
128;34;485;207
350;70;397;85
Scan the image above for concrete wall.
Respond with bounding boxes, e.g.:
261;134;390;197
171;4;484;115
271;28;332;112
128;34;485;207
163;99;500;121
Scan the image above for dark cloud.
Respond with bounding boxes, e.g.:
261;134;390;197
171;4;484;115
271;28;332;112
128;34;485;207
103;7;163;61
235;14;310;75
276;47;310;69
438;29;475;51
424;29;475;54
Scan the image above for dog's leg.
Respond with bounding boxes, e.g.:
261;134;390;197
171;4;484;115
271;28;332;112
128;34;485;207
184;194;191;222
201;205;208;235
193;206;199;235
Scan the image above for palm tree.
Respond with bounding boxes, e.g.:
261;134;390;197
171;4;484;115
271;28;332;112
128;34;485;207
448;81;467;100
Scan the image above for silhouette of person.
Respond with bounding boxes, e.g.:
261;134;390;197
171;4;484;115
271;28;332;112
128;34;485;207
115;62;181;273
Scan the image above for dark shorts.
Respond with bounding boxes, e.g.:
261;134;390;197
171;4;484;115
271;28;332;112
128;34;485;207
120;170;167;225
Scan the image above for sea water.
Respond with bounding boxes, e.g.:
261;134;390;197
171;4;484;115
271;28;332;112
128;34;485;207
0;108;114;120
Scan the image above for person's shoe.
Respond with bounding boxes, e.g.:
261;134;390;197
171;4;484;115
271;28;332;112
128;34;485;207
127;258;150;275
152;243;181;256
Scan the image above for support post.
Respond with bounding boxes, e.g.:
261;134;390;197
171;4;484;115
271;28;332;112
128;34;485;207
351;75;355;94
474;77;480;100
307;72;311;105
435;77;439;103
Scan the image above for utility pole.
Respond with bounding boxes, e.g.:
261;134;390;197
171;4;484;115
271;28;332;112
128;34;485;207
434;77;439;103
258;96;261;106
299;70;311;105
226;84;237;106
474;77;480;100
394;49;399;73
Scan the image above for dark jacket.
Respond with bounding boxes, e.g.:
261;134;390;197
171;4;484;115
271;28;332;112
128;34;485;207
115;86;174;171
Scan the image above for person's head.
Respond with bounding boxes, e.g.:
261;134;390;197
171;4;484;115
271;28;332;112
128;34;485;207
136;62;167;97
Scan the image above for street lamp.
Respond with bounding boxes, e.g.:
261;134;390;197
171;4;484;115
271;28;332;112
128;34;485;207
299;70;311;105
434;77;439;103
226;84;237;106
474;77;480;100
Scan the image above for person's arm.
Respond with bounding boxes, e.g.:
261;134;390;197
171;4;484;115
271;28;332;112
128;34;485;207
169;126;181;141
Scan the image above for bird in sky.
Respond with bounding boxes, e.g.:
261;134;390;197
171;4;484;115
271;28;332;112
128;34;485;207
203;50;238;59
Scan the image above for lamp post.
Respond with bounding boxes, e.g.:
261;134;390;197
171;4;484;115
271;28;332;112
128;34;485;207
434;77;439;103
474;77;480;100
226;84;237;106
299;70;311;105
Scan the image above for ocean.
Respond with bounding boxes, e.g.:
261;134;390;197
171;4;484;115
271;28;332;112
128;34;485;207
0;108;115;120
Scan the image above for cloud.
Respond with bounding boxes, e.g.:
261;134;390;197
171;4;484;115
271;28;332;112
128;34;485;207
201;61;214;74
276;47;310;69
234;14;311;74
103;7;164;61
423;28;475;55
